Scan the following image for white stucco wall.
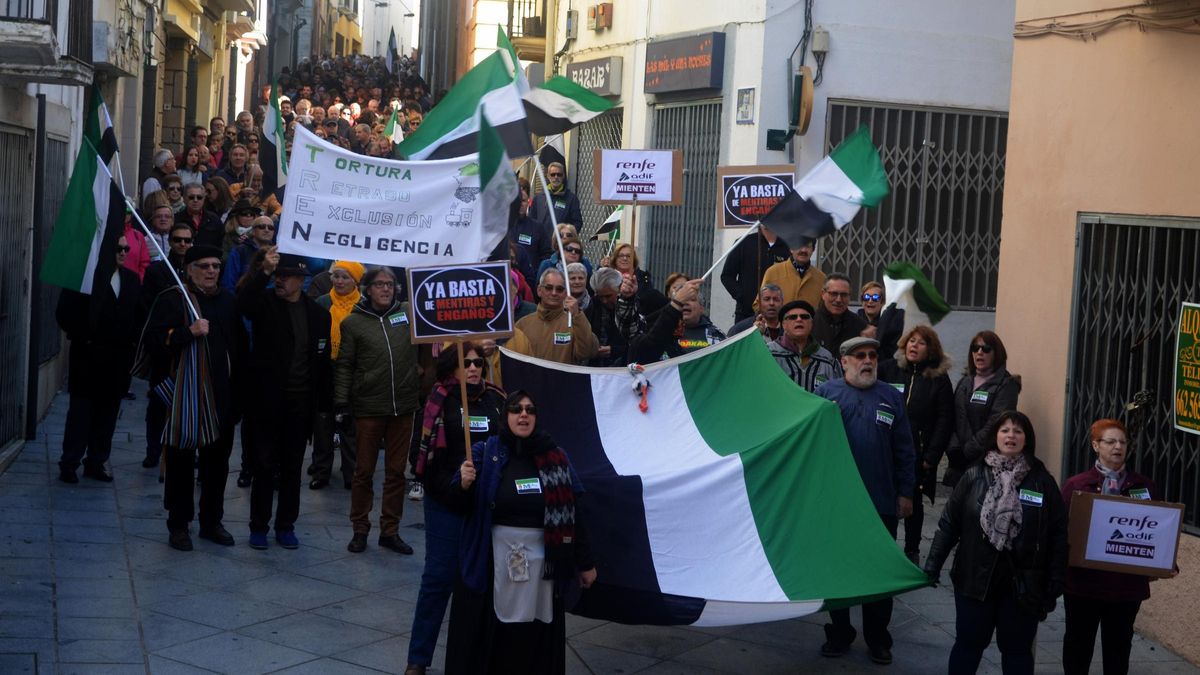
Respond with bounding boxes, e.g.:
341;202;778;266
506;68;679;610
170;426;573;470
555;0;1014;324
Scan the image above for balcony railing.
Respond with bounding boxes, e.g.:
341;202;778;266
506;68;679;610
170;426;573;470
507;0;545;39
2;0;57;24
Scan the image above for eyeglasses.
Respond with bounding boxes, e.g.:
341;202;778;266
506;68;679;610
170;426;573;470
825;291;851;299
186;195;206;201
507;403;537;415
541;284;566;293
862;293;881;302
170;236;193;245
116;245;131;253
565;247;582;254
463;357;486;368
970;344;994;354
782;313;812;322
370;280;395;288
616;253;633;259
253;224;275;231
192;262;220;270
548;172;563;178
167;185;182;192
847;350;879;361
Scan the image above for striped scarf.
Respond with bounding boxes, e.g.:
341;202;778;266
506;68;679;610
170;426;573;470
533;444;576;579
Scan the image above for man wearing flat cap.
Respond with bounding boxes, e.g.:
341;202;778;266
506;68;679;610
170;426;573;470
236;246;332;550
146;244;248;551
814;336;916;666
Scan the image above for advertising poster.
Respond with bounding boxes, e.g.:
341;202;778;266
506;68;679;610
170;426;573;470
1174;301;1200;434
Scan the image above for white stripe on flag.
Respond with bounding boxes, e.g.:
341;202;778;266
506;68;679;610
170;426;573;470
81;156;109;294
795;157;867;228
694;600;825;627
589;367;789;604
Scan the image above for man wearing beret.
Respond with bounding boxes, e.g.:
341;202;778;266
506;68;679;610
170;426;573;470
146;244;247;551
236;247;333;550
814;336;916;665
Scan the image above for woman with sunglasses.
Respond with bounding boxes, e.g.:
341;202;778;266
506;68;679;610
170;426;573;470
446;391;596;675
535;235;593;296
404;342;506;675
944;331;1021;487
857;281;886;327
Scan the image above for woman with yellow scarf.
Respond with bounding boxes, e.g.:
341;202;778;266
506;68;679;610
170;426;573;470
308;260;365;489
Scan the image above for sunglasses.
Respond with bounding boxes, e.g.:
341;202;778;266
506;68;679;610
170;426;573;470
847;350;879;361
970;344;994;354
507;403;537;415
170;236;193;244
548;172;563;178
166;185;182;191
186;195;206;201
541;284;566;293
463;357;486;368
253;224;275;230
192;262;220;270
862;293;881;302
782;313;812;322
565;247;582;254
116;245;131;253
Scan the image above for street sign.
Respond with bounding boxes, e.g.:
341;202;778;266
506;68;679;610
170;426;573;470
565;56;622;97
716;165;795;228
1174;301;1200;435
406;261;514;344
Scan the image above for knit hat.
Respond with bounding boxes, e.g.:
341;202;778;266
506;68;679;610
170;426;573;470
185;244;223;265
331;260;365;283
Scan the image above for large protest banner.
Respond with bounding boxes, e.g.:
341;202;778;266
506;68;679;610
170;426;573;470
277;124;507;267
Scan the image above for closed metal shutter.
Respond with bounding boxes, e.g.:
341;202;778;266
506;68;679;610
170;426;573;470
1065;214;1200;532
822;100;1007;310
0;128;34;447
569;108;623;262
645;100;722;291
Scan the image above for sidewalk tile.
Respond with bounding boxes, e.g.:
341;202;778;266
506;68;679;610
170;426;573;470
139;611;222;652
236;613;391;656
56;639;142;664
57;617;139;641
569;641;659;673
145;589;292;630
52;557;130;580
130;575;208;607
54;578;134;600
572;622;716;660
153;631;316;674
270;657;390;674
51;509;123;528
147;653;233;673
311;594;415;633
137;553;273;587
292;556;422;593
0;654;35;674
330;635;412;672
56;595;138;619
671;636;810;674
0;507;52;525
229;572;364;611
58;664;146;674
0;614;55;639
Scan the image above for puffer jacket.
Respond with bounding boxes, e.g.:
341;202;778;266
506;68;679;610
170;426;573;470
944;367;1021;486
879;353;955;502
333;299;420;417
925;457;1068;606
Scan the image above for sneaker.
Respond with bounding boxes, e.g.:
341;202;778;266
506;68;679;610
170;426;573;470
407;482;424;501
820;641;850;658
378;534;414;555
248;532;269;550
347;532;368;553
275;531;300;549
869;646;893;665
168;529;193;552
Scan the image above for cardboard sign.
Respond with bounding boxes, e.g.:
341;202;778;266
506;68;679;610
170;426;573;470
593;148;683;205
1174;301;1200;435
406;261;514;343
1067;491;1183;577
716;165;795;228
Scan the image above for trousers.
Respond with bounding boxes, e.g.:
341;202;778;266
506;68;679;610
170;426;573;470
827;515;899;649
407;498;465;666
1062;593;1140;675
949;588;1038;674
163;428;235;531
350;414;412;536
247;393;314;534
60;393;122;471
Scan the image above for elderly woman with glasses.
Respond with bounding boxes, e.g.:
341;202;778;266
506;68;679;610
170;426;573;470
1060;418;1177;675
944;331;1021;487
445;390;596;675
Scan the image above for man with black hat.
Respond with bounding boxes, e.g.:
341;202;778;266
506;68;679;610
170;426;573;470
220;207;270;292
767;299;841;393
756;236;825;317
236;246;332;550
146;244;247;551
814;336;916;665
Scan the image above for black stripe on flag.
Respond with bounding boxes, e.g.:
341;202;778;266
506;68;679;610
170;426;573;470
501;352;706;625
424;118;534;160
758;188;837;242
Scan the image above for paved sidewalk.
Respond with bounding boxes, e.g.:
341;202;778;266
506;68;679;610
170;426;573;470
1;389;1197;674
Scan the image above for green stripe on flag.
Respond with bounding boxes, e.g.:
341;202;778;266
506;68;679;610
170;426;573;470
41;93;106;293
677;335;928;602
399;51;511;157
829;126;890;207
537;76;616;113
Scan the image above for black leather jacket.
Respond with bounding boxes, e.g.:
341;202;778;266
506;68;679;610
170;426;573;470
924;456;1068;605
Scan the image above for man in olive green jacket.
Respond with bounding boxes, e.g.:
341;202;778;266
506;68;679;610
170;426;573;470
334;267;420;555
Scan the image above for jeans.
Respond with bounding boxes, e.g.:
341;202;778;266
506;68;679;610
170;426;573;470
60;393;122;471
407;498;465;666
949;589;1038;674
350;414;413;536
827;515;898;649
248;394;313;534
164;428;234;531
1062;593;1141;675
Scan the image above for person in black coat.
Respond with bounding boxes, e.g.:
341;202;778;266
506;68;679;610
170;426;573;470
176;184;225;249
528;162;583;232
139;223;193;468
924;411;1068;675
944;331;1022;487
56;237;142;483
235;247;333;550
878;325;955;565
719;225;790;323
146;244;248;551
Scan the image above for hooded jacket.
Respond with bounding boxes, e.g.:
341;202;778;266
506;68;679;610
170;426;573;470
333;299;420;417
879;352;955;502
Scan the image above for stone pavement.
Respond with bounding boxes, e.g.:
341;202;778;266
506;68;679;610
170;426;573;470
1;388;1197;674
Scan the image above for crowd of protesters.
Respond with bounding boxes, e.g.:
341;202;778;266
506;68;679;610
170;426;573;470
48;49;1179;675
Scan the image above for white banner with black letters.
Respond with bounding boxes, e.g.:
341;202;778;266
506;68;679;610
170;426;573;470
278;125;496;267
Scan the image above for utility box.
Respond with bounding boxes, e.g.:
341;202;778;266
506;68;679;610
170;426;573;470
588;3;613;30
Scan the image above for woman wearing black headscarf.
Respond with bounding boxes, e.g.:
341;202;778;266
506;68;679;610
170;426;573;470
445;391;597;675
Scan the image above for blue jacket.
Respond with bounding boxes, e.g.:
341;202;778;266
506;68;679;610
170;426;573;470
814;378;917;516
221;241;261;293
451;434;586;593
